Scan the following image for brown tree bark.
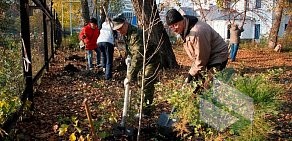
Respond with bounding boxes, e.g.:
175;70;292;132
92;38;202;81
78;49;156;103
99;0;109;25
80;0;90;24
240;0;247;28
268;0;284;48
131;0;178;69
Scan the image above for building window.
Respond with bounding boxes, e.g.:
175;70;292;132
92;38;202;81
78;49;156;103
255;24;260;39
227;24;231;39
255;0;261;8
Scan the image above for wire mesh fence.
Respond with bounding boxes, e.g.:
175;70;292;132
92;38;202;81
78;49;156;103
0;0;62;135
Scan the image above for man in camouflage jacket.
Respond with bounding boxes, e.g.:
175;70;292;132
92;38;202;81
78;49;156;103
112;15;160;116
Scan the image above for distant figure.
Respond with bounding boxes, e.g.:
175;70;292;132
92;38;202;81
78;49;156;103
79;18;100;70
97;18;115;80
229;23;244;62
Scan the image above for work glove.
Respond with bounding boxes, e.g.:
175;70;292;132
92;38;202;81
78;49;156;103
125;55;131;65
185;73;193;83
124;78;130;86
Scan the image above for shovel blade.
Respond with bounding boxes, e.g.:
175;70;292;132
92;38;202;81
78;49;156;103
157;112;175;127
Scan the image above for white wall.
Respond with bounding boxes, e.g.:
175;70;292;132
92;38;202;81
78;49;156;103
158;0;291;40
207;20;254;40
279;16;290;37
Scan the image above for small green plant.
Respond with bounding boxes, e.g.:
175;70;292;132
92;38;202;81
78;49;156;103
58;116;87;141
156;77;215;139
233;74;281;105
157;69;282;140
65;33;80;49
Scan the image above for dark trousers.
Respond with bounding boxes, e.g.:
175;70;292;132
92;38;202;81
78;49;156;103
207;59;228;71
230;43;239;61
194;59;228;93
98;42;114;80
136;62;160;108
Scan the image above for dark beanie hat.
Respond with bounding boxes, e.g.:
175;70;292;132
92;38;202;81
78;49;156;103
166;9;184;25
89;18;98;24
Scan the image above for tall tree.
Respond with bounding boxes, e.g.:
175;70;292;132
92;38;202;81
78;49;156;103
52;0;82;28
131;0;178;69
268;0;284;48
100;0;109;25
80;0;90;24
192;0;207;22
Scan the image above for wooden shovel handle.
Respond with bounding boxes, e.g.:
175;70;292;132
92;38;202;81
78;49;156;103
83;98;97;140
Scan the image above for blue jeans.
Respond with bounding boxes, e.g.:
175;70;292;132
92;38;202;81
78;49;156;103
86;48;102;69
230;43;239;61
98;42;114;79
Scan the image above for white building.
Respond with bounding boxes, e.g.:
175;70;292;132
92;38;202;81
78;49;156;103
159;0;290;40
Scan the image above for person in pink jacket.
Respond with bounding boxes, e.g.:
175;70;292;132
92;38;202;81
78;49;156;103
165;9;228;86
79;18;100;70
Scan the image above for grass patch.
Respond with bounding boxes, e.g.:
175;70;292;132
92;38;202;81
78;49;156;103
157;68;283;140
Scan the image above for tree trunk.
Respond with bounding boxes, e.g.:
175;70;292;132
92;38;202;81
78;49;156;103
131;0;178;69
99;0;109;25
80;0;90;24
240;0;247;28
193;0;207;22
268;0;284;48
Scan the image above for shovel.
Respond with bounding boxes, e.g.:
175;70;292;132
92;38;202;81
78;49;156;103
112;55;135;139
157;106;177;127
157;81;188;128
157;81;202;128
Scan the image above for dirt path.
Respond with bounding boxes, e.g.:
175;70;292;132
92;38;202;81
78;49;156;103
11;47;291;140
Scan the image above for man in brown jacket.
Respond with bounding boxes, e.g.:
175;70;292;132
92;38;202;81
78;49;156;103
229;23;244;62
166;9;228;84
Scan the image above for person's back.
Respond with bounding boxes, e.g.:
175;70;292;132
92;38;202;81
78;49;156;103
186;20;228;69
181;15;228;76
229;23;244;61
97;20;115;80
97;21;114;44
229;24;241;44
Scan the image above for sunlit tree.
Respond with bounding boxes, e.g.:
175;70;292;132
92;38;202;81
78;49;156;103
52;0;82;29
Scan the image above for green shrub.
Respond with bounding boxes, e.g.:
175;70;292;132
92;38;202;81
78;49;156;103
0;46;24;125
64;33;80;49
157;69;282;140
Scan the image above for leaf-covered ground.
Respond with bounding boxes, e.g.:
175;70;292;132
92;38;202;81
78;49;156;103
11;46;291;140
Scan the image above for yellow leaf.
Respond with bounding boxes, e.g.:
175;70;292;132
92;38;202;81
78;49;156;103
58;124;69;136
69;132;77;141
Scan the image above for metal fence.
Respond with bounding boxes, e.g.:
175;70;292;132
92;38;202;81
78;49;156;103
0;0;62;134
